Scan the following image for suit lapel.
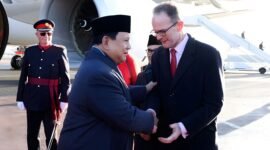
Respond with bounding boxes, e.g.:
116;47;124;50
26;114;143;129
114;69;128;88
160;48;172;82
171;37;196;89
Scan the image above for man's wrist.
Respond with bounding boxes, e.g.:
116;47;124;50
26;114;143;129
178;122;189;138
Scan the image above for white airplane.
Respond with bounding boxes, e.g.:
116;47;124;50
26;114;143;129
1;0;266;73
0;0;157;69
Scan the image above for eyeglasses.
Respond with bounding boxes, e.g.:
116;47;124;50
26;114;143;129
146;49;155;53
150;22;177;37
40;32;52;36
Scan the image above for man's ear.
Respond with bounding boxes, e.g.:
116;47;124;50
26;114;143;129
176;21;184;32
102;36;110;50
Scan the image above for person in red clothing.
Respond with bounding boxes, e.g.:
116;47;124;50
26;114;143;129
118;54;139;85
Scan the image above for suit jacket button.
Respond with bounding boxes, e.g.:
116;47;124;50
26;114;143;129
37;85;40;88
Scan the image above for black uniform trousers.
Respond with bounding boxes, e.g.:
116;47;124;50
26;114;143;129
26;110;57;150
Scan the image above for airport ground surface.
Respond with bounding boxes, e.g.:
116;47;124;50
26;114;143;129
1;58;270;150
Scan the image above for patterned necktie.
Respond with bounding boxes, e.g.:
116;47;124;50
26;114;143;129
170;48;177;77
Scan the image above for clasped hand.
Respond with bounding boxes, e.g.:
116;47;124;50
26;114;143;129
158;123;181;144
140;122;182;144
140;109;158;141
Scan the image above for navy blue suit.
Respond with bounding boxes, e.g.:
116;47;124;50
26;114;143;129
149;35;224;150
58;47;154;150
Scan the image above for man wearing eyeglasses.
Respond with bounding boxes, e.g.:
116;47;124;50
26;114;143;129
136;35;161;85
147;3;224;150
16;19;71;150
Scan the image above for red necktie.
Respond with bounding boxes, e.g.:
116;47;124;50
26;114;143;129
170;48;177;77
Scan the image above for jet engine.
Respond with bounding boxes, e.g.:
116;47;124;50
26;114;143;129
0;0;155;63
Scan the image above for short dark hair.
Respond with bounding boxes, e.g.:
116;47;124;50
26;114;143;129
153;3;180;23
92;32;118;45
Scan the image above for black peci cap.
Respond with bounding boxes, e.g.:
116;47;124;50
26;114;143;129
90;15;131;36
147;35;161;46
33;19;55;32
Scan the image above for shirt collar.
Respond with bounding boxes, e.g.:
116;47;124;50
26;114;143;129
39;44;52;50
93;45;105;56
170;33;189;54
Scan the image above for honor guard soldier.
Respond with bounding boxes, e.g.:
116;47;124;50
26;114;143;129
16;19;71;150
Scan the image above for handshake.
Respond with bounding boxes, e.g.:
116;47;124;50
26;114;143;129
142;109;183;144
146;109;158;134
140;109;158;141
